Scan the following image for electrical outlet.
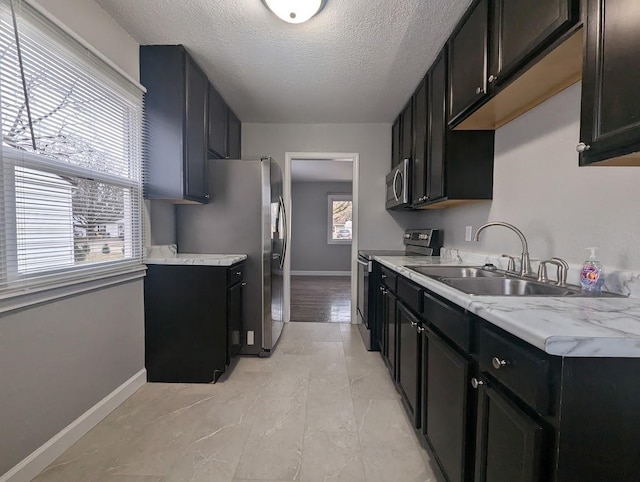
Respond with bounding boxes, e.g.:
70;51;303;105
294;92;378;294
247;331;254;345
465;225;473;242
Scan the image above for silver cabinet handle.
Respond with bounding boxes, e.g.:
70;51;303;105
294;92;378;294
236;271;242;275
475;87;483;94
241;282;247;286
381;274;387;279
488;75;497;83
410;321;417;327
205;194;210;199
492;357;509;369
471;377;484;389
417;326;425;333
576;142;591;153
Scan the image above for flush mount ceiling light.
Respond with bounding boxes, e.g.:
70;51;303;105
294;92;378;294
262;0;327;24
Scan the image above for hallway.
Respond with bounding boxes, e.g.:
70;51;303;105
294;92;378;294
34;322;434;482
290;275;351;323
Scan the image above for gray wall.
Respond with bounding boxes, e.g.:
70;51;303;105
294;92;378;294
291;181;352;272
1;1;145;476
422;83;640;270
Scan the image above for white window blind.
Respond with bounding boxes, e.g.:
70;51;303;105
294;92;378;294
0;0;144;292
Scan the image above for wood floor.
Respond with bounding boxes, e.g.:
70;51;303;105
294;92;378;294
290;275;351;323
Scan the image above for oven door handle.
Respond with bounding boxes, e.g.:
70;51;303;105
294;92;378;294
357;258;372;272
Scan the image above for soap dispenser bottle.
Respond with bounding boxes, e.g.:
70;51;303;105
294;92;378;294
579;247;604;293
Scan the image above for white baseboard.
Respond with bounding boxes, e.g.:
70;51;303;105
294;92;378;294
1;368;147;482
291;270;351;277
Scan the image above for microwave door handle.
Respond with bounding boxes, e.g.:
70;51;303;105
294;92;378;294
392;170;401;201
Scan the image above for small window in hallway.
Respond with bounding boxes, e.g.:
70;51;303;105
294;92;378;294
328;194;352;244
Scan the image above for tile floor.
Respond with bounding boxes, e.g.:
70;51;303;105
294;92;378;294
290;276;351;323
34;322;435;482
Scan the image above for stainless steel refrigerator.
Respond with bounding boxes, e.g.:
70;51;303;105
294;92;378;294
176;157;287;356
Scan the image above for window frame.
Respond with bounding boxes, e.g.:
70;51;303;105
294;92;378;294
327;193;353;245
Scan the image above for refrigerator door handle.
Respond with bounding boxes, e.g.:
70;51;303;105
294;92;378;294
279;196;288;269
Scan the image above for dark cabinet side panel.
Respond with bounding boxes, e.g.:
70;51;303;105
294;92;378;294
412;78;428;205
428;51;447;202
401;101;413;161
227;108;242;159
208;84;228;159
184;57;209;202
392;117;401;168
227;281;243;361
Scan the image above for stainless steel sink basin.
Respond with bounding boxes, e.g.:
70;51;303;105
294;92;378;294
440;277;577;296
407;266;507;278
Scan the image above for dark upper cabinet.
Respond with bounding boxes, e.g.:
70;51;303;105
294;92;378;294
397;302;422;427
413;47;495;208
449;0;580;130
141;45;209;203
490;0;573;86
208;83;228;159
425;330;473;482
227;108;242;159
474;381;545;482
400;100;413;162
391;117;401;168
579;0;640;166
412;78;428;205
448;0;489;125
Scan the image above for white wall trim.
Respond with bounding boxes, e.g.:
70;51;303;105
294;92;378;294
284;152;359;324
291;270;352;277
0;369;147;482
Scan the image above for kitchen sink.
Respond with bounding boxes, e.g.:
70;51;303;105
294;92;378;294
440;277;576;296
407;265;507;278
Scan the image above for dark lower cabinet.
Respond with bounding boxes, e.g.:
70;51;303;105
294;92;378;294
385;290;398;379
474;381;545;482
397;302;422;427
144;262;244;383
425;330;473;482
580;0;640;165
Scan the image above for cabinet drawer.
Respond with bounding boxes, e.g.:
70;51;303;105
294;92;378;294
226;263;244;286
381;266;397;293
397;277;423;314
423;292;471;352
478;323;554;415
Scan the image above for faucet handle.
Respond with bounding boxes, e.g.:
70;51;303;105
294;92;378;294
538;259;567;286
501;254;517;272
551;257;569;286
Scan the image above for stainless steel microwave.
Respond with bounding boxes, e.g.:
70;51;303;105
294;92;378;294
385;158;412;210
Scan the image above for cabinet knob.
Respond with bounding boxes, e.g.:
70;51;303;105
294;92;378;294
241;282;247;286
236;271;242;275
488;75;497;83
471;377;484;389
205;194;210;199
491;357;509;370
381;274;387;279
410;321;417;327
475;87;484;95
576;142;591;153
417;326;425;333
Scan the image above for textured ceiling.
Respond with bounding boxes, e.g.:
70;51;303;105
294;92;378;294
97;0;471;123
291;159;353;182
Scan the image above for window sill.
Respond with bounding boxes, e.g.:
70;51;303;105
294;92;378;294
0;264;147;315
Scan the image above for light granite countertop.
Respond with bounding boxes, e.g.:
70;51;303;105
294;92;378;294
374;254;640;358
145;245;247;267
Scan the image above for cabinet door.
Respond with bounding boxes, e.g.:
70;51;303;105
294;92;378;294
491;0;572;86
448;0;489;124
227;108;241;159
227;281;243;361
400;100;413;161
474;382;545;482
412;78;428;205
580;0;640;165
392;117;401;168
397;302;421;426
386;291;398;380
426;330;472;482
427;50;446;202
208;84;228;159
185;57;209;202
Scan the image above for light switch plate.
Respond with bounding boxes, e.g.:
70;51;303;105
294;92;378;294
465;226;473;242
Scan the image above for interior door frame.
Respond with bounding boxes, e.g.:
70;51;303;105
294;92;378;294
283;152;360;324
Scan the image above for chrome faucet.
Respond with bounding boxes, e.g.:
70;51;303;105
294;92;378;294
473;222;533;277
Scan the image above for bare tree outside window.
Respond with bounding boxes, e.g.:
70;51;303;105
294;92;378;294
328;194;352;244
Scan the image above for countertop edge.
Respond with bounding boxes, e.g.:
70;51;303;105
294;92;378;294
145;254;248;267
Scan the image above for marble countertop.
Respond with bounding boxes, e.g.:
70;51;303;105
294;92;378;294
145;245;247;267
374;255;640;358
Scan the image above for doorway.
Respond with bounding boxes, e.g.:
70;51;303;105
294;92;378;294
283;152;359;324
